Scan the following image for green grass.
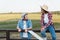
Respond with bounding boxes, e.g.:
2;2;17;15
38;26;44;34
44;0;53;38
0;20;60;39
0;20;60;30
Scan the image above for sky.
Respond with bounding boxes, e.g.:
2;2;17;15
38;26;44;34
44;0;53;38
0;0;60;13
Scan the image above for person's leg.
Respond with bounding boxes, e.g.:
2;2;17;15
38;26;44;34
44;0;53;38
28;32;32;39
20;32;23;39
41;28;47;40
21;37;28;40
48;25;56;40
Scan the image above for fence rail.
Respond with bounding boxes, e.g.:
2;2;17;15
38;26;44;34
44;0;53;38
0;29;60;40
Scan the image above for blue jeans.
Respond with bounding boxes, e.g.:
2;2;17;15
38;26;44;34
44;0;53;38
20;32;32;39
41;25;56;40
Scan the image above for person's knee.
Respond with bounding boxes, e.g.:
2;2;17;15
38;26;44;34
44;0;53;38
41;31;46;37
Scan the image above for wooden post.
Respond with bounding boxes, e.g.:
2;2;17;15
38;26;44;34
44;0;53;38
6;30;10;40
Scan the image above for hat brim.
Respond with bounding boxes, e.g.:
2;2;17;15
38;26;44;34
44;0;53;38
41;7;48;11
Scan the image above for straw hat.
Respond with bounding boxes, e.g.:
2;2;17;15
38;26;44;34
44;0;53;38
21;13;28;19
41;5;48;11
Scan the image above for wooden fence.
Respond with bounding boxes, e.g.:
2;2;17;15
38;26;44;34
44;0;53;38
0;29;60;40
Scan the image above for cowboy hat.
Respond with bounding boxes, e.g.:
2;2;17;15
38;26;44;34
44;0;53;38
21;13;28;19
41;5;48;11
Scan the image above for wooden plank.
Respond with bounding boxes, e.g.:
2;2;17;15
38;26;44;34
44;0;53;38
0;29;60;33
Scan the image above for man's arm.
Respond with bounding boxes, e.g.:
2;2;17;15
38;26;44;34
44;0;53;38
17;20;21;32
25;20;32;31
17;26;21;32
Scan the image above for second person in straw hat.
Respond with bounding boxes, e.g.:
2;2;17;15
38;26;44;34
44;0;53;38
40;5;56;40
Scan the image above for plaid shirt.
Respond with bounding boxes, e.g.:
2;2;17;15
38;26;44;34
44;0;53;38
40;12;53;28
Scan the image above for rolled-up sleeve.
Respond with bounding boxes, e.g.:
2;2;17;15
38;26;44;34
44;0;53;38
29;20;32;28
17;20;21;28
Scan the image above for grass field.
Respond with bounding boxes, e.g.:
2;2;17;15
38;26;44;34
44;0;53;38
0;13;60;22
0;13;60;30
0;13;60;40
0;19;60;30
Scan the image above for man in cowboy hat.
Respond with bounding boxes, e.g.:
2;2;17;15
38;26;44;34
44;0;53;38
40;5;56;40
17;13;32;40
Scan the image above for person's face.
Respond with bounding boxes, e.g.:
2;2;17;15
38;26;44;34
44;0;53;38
41;8;45;13
24;15;28;19
41;8;48;14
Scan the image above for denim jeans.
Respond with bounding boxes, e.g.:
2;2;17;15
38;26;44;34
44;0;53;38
20;32;32;39
41;24;56;40
21;37;29;40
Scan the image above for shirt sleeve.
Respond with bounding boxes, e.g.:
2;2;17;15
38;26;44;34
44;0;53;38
40;14;44;27
28;20;32;28
17;20;21;28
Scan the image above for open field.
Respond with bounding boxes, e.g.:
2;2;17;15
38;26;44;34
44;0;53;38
0;13;60;22
0;13;60;29
0;13;60;40
0;20;60;30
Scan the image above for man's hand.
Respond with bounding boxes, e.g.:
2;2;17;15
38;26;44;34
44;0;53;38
18;29;21;32
25;29;28;33
41;26;46;31
17;26;21;32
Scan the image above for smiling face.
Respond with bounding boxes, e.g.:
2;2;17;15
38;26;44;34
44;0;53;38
41;8;45;13
24;14;28;19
